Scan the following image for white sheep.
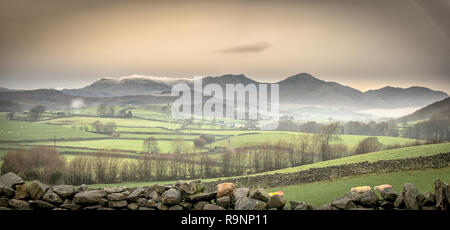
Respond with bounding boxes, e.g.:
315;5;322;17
374;184;392;192
350;186;371;193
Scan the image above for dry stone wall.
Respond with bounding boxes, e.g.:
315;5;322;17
1;171;449;210
201;152;450;191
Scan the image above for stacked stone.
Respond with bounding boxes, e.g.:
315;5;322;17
1;172;449;210
310;181;450;210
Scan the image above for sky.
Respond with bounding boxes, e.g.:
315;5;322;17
0;0;449;93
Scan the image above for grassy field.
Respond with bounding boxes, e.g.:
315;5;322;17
0;120;107;141
257;142;450;174
269;166;450;207
41;116;182;129
212;131;417;149
29;139;194;153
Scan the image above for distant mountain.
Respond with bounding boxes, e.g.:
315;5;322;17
0;87;10;92
277;73;363;107
277;73;448;109
400;97;450;122
62;75;194;97
0;89;177;110
361;86;448;109
52;73;450;110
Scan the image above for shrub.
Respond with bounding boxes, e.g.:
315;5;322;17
1;146;66;184
354;137;383;155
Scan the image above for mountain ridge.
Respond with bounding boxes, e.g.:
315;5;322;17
13;73;449;110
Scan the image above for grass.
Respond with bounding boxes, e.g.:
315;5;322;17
41;116;182;130
212;131;417;149
0;120;106;141
28;139;194;153
269;166;450;207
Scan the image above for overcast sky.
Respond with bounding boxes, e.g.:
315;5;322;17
0;0;449;93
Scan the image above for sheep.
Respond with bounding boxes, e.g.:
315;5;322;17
350;186;371;193
374;184;392;192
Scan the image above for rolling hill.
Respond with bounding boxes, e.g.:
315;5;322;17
400;97;450;121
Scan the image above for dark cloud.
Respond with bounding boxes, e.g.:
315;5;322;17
218;42;271;54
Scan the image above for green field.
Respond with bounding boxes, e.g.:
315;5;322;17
256;142;450;174
212;131;417;149
41;117;182;129
269;166;450;207
29;139;194;153
0;120;107;141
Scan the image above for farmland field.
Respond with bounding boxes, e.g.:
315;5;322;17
0;120;107;141
28;139;194;153
212;131;418;149
41;116;182;129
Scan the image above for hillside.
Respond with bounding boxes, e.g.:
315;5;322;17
400;97;450;121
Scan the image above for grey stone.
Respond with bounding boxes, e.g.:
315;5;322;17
29;200;56;209
78;184;88;192
232;187;249;200
148;191;162;202
434;179;446;210
42;189;63;204
403;183;419;210
104;186;127;194
83;205;102;210
0;197;9;207
27;180;49;200
127;202;139;210
249;188;270;202
175;181;196;195
179;201;193;210
235;197;266;210
60;203;82;210
137;198;147;206
157;202;169;210
0;186;15;198
290;201;308;210
267;194;286;209
127;187;145;202
416;192;435;207
73;190;107;204
187;192;216;202
359;190;379;207
393;193;405;209
14;184;29;199
139;207;156;210
331;197;357;210
146;199;157;208
379;187;398;202
379;200;394;210
108;200;128;208
216;196;231;209
203;203;225;210
162;188;182;205
422;206;437;210
107;192;128;201
153;184;171;194
0;172;24;189
52;185;77;198
99;198;108;207
168;204;184;210
8;199;31;210
194;201;209;210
